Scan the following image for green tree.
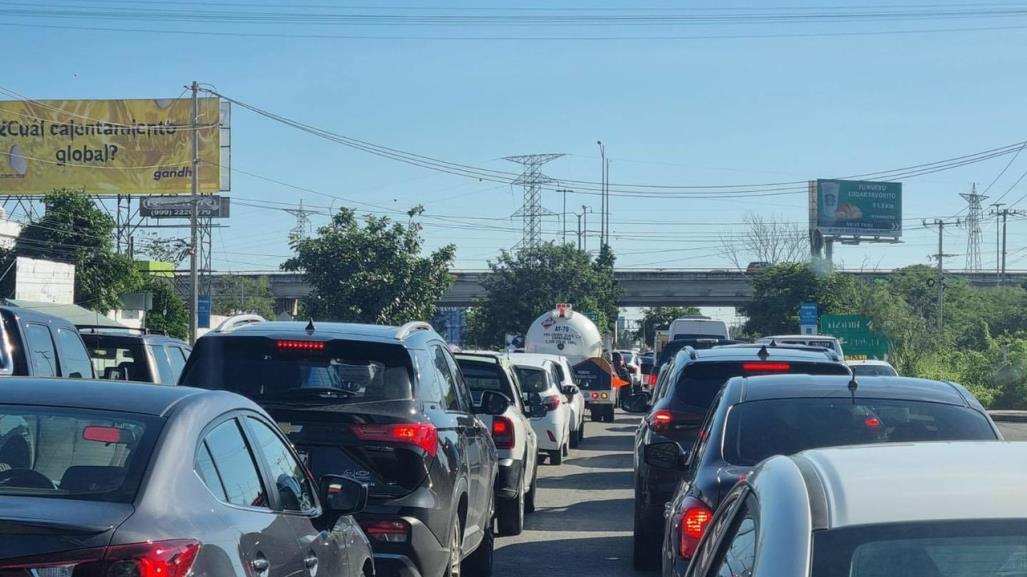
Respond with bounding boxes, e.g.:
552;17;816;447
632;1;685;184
740;262;860;336
141;278;189;340
639;306;702;342
465;243;621;348
213;275;275;319
281;206;455;324
9;190;140;312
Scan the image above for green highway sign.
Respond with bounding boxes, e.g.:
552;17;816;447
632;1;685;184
815;179;902;238
820;314;890;360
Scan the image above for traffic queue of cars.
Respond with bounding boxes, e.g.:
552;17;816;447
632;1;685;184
625;339;1007;577
0;314;591;577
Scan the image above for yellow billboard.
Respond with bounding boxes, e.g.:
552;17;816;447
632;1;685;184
0;98;227;195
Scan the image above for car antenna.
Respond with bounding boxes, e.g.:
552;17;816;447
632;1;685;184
848;376;859;405
305;319;316;335
757;345;770;360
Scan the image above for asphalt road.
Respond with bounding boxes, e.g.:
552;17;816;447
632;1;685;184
494;412;646;577
998;420;1027;441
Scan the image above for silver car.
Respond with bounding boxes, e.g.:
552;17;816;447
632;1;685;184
685;441;1025;577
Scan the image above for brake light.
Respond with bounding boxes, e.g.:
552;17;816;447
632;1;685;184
351;423;438;456
647;374;657;386
591;392;599;400
491;416;516;449
0;540;201;577
361;519;410;543
277;339;325;351
865;417;881;428
83;426;126;444
742;362;791;372
543;393;562;411
679;498;714;559
649;409;673;432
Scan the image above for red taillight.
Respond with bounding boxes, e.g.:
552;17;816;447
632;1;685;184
865;417;881;428
647;374;658;386
679;498;714;559
351;423;438;457
277;339;325;351
649;409;673;432
591;392;599;400
742;362;791;372
361;519;411;543
0;540;200;577
491;416;515;449
106;540;201;577
83;426;126;444
543;393;562;411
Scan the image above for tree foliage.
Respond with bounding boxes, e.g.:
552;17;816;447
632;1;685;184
740;262;860;336
639;306;702;341
282;207;455;325
8;190;140;313
465;243;621;348
141;277;189;340
213;275;275;319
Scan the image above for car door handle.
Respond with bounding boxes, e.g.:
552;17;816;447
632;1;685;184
305;555;319;570
251;558;270;574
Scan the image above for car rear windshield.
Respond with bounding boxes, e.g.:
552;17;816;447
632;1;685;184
515;367;548;393
673;361;850;409
457;358;511;401
851;364;898;377
723;398;996;466
813;520;1027;577
180;336;415;404
0;406;159;502
81;334;152;382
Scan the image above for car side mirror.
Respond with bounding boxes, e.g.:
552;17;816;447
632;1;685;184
526;403;547;418
561;385;578;397
319;475;368;516
477;390;512;416
621;393;650;414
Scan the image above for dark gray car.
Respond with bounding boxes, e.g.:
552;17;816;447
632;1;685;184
0;378;374;576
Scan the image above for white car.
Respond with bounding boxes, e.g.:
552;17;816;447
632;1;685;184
454;352;540;536
510;352;586;447
755;334;845;357
512;357;573;465
847;359;898;376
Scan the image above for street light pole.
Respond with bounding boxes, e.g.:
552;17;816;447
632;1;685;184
556;188;573;245
189;80;200;344
596;141;606;247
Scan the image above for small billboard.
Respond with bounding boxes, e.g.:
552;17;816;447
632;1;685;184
815;179;902;238
139;195;230;219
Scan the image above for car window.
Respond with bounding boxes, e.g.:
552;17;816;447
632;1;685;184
195;442;227;501
457;358;509;405
0;405;159;503
722;398;997;467
147;344;176;384
673;361;850;409
24;323;58;377
550;364;563;388
166;345;188;380
443;348;473;412
689;392;722;470
552;362;567;384
202;419;268;509
433;345;462;411
246;417;316;512
180;336;415;404
83;335;152;382
851;364;898;377
515;366;550;394
55;328;92;378
712;508;758;577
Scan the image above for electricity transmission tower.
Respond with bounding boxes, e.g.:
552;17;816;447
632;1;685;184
961;184;987;272
505;154;564;252
285;199;314;242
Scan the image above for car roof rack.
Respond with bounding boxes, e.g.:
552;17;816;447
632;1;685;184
212;314;267;334
395;321;434;341
76;325;171;336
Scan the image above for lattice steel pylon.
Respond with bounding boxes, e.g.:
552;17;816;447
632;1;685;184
961;183;988;272
505;154;564;252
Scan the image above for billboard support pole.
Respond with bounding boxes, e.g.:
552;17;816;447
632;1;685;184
189;81;200;344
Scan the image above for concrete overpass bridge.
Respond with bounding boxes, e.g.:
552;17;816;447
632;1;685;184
183;269;1027;311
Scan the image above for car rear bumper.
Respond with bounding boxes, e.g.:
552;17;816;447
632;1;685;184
495;457;524;500
359;513;450;577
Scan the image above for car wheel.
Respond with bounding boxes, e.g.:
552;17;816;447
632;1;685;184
496;488;524;536
444;515;463;577
603;406;615;423
525;465;537;514
569;424;580;448
548;449;562;466
462;520;494;577
562;440;569;457
578;422;586;444
633;498;661;571
590;410;601;422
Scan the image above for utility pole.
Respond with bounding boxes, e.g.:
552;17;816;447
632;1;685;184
576;212;583;250
989;205;1025;283
992;202;1005;281
189;80;200;344
961;184;987;272
596;141;606;247
923;218;960;332
556;188;573;245
581;205;592;252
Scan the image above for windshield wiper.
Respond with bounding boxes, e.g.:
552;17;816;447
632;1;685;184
270;386;356;399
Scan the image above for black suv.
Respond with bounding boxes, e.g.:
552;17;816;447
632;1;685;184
180;320;501;577
629;344;850;569
78;326;191;384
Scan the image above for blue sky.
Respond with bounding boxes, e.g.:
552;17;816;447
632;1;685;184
5;0;1027;273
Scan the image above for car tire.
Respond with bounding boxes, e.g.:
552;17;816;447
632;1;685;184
548;449;562;466
590;410;600;422
569;425;580;448
463;521;494;577
603;406;616;423
525;465;537;514
578;422;586;444
496;489;524;536
444;514;463;577
633;504;661;571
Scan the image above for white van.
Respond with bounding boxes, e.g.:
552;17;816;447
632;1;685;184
668;316;729;340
